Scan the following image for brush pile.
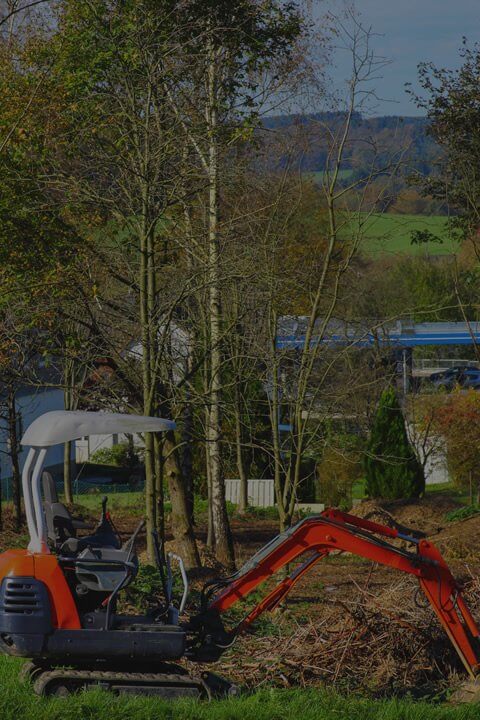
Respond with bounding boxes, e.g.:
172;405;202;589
209;573;480;697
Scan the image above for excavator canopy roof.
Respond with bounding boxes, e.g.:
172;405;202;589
21;410;175;447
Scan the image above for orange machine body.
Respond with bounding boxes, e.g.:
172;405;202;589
0;550;80;630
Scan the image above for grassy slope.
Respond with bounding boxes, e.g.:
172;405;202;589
354;213;456;257
0;658;478;720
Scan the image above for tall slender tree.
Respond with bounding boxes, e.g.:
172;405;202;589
164;0;304;567
33;0;202;565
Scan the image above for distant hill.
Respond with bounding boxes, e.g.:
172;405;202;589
263;113;439;180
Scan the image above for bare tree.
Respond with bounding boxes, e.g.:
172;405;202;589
241;12;405;529
163;1;305;567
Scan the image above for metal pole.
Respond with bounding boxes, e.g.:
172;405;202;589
402;349;409;395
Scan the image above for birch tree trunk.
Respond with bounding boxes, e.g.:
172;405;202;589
206;43;235;569
234;381;248;514
181;343;195;526
231;287;249;514
139;215;156;559
205;411;214;548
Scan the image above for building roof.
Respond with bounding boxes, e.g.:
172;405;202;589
276;317;480;349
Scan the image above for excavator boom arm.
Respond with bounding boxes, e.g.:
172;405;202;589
199;509;480;677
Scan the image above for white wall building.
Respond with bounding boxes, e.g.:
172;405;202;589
75;431;144;464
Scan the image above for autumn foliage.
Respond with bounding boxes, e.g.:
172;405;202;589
430;389;480;502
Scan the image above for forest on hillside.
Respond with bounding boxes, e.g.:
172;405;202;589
265;113;438;175
265;112;444;214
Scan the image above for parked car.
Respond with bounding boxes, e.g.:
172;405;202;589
429;365;480;390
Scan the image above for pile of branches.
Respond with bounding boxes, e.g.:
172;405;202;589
209;574;480;697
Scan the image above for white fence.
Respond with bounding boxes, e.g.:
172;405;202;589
225;478;326;512
225;478;275;507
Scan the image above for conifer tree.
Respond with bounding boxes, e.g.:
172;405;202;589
365;387;425;499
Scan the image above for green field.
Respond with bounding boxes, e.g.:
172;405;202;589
307;169;354;184
353;213;457;257
0;657;478;720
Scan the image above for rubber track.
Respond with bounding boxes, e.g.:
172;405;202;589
33;668;209;697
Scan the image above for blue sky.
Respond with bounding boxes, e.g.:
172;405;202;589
319;0;480;117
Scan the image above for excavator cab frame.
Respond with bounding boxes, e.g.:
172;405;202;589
0;411;224;699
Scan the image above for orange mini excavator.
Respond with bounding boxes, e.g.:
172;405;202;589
1;410;480;698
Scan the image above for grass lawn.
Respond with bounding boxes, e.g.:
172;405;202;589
73;482;467;518
0;657;479;720
425;480;471;504
73;490;146;515
426;481;463;497
348;213;457;257
73;493;280;522
350;478;471;508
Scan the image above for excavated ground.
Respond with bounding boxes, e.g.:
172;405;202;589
183;495;480;698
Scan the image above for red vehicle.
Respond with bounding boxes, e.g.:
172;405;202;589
1;411;480;698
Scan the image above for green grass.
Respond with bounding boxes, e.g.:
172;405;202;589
72;490;146;514
352;478;367;501
307;169;354;184
74;493;282;523
349;213;457;257
351;478;471;508
445;505;480;522
425;481;456;495
425;481;470;504
1;657;480;720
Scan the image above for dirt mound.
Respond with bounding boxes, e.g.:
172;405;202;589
433;514;480;562
186;497;480;698
351;495;480;563
353;494;462;538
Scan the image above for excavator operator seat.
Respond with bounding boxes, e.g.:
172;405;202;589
42;472;89;545
42;474;136;594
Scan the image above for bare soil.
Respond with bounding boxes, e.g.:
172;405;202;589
183;495;480;697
